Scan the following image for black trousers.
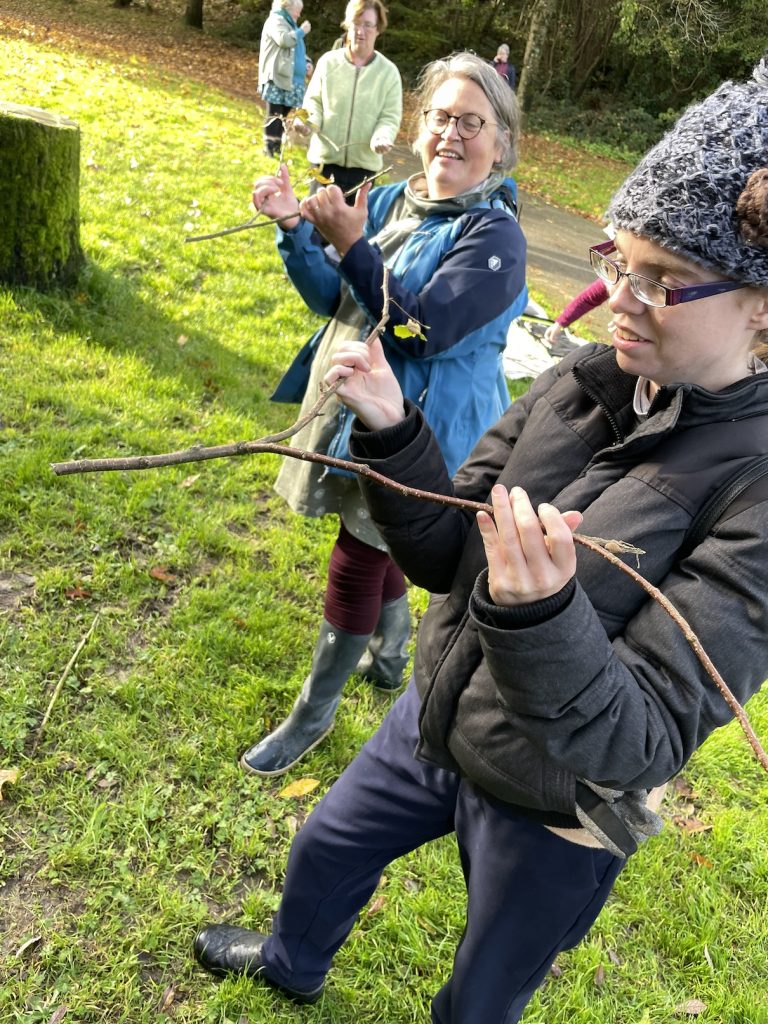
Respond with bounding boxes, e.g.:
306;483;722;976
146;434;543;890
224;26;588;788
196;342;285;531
309;162;373;203
264;102;291;156
259;681;624;1022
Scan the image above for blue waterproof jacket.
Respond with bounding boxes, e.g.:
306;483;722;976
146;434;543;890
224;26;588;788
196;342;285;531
275;178;528;475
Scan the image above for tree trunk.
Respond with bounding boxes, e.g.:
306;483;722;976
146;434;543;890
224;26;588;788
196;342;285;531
0;103;83;290
185;0;204;29
517;0;558;113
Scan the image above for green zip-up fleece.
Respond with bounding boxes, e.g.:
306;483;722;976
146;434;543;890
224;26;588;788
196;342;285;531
303;48;402;173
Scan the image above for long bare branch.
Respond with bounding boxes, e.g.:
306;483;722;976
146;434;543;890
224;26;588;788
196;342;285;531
184;167;393;243
48;271;768;774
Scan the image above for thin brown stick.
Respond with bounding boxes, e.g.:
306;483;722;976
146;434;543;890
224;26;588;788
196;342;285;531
184;167;393;243
574;536;768;774
32;613;100;753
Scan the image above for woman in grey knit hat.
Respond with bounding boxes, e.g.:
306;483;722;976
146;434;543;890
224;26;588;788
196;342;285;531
194;61;768;1021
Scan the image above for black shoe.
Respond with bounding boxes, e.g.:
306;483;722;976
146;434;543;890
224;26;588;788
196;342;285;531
193;924;324;1004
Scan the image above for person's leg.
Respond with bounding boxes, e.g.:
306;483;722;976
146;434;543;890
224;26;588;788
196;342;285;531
240;523;398;775
202;682;459;995
264;102;290;157
322;522;398;633
430;786;624;1024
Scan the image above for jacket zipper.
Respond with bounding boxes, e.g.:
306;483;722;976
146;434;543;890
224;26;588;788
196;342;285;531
343;66;361;168
573;370;624;445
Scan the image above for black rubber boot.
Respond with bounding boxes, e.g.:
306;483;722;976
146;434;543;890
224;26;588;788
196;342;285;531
240;620;372;776
356;595;411;692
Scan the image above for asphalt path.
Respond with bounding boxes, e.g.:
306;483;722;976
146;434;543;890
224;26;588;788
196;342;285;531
519;189;613;338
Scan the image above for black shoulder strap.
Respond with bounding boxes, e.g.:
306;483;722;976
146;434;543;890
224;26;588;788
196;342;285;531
681;454;768;559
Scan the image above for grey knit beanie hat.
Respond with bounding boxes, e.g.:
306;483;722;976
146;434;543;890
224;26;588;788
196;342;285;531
608;56;768;287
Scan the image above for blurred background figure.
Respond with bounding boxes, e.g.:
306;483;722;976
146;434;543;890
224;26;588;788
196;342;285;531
301;0;402;199
492;43;516;90
542;279;608;347
258;0;312;158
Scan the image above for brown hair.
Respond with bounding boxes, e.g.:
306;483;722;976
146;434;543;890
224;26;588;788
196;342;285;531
736;167;768;247
342;0;388;32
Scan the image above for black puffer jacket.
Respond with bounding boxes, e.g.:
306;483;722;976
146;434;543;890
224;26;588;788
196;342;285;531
350;344;768;829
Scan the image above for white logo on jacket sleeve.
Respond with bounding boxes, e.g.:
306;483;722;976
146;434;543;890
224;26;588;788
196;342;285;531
488;255;501;271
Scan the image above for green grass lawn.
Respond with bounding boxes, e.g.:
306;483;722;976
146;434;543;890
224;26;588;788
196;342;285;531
2;30;768;1024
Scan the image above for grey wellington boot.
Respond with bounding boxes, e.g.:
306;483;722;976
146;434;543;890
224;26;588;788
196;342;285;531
356;595;411;692
240;619;372;777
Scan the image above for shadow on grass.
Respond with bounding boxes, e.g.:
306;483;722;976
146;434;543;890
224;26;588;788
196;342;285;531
8;257;291;412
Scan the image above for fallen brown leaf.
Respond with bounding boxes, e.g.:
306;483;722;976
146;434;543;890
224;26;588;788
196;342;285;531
672;776;695;798
672;815;713;834
157;984;177;1012
593;964;605;987
48;1008;68;1024
366;895;386;916
689;851;714;868
149;565;177;583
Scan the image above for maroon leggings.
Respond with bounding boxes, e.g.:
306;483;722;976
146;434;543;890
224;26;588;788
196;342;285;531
323;522;407;635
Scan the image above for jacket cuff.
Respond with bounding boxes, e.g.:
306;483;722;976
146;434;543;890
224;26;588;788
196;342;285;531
349;400;422;460
276;216;314;247
470;568;576;629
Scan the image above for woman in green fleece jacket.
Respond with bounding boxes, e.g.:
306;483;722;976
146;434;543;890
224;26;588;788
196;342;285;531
302;0;402;197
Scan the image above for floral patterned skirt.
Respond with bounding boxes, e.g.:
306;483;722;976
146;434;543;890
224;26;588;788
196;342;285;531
261;80;305;108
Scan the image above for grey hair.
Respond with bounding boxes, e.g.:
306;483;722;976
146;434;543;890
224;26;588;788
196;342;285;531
275;0;300;11
412;51;519;171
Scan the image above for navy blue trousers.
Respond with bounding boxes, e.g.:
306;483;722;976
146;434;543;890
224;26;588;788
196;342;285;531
260;682;623;1022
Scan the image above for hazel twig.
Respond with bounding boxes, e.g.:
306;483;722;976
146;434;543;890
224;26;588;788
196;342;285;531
184;167;393;243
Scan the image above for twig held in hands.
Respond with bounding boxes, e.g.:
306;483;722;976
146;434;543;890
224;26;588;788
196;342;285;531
184;167;393;243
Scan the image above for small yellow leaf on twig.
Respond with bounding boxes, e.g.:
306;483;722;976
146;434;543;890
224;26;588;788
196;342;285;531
278;777;320;798
394;318;429;342
0;768;19;800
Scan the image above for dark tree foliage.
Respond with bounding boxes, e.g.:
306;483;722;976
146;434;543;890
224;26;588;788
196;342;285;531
229;0;768;153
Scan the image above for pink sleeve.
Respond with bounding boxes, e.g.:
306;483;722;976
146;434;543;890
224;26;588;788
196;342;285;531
555;279;609;327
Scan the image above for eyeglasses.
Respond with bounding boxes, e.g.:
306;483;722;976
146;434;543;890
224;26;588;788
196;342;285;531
589;240;745;308
422;109;495;141
351;19;378;31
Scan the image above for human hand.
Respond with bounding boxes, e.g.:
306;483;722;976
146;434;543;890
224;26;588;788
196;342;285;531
542;322;563;349
324;336;406;431
252;163;301;228
299;179;370;256
370;131;393;155
291;117;312;138
476;486;582;607
300;19;311;34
